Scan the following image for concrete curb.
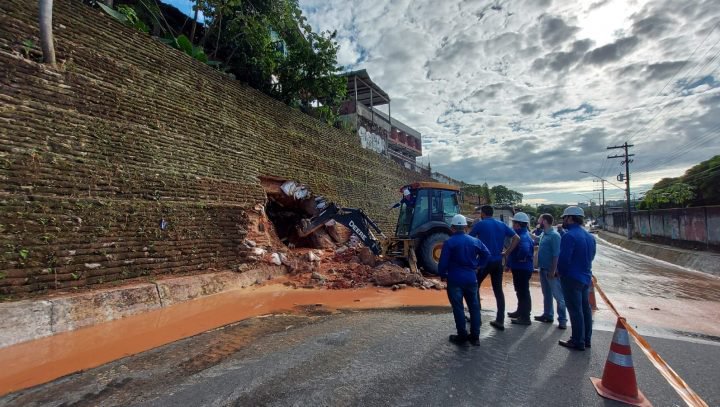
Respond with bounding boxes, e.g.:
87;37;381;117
599;231;720;276
0;266;286;349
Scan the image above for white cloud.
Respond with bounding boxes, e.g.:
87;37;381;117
301;0;720;203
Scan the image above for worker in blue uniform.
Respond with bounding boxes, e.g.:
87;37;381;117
469;205;519;330
505;212;535;325
557;206;597;351
438;214;491;346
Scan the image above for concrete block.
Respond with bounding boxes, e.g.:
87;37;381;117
49;283;162;333
156;267;287;306
156;272;242;306
234;265;286;288
0;300;53;348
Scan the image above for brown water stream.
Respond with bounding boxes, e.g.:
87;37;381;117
0;285;452;395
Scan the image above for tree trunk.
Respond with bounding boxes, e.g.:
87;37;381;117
190;7;198;43
38;0;56;65
212;12;223;59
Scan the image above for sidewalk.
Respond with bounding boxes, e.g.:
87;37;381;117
598;231;720;276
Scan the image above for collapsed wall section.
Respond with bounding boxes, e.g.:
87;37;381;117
0;0;429;296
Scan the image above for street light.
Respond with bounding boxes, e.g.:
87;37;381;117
579;170;609;229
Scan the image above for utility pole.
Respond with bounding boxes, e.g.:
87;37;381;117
608;142;635;239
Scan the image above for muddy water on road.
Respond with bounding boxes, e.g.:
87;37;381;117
0;286;452;395
2;239;719;396
592;239;720;336
594;239;720;302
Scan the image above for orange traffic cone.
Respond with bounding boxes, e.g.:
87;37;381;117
591;318;651;406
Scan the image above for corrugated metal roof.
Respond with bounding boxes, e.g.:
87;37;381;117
341;69;390;106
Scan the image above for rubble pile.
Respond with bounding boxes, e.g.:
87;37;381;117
246;179;445;291
249;241;445;291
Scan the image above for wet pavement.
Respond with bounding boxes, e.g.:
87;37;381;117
591;238;720;337
2;308;718;407
1;237;719;404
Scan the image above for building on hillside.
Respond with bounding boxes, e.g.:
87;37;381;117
338;70;428;174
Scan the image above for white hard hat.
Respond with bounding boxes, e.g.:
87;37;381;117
562;206;585;217
511;212;530;223
451;214;468;226
402;188;411;196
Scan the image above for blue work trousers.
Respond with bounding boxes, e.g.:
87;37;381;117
447;281;481;338
560;276;592;346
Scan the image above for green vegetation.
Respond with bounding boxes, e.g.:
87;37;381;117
639;155;720;209
98;0;346;125
462;183;523;206
21;39;35;58
160;34;212;63
98;3;149;32
490;185;523;205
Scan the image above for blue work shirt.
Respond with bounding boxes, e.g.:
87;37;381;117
438;231;491;285
469;218;517;263
558;223;596;285
537;228;561;271
507;228;535;273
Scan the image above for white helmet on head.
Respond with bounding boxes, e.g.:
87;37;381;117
561;206;585;218
511;212;530;223
451;214;468;226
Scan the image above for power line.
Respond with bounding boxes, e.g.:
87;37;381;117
633;124;720;176
674;165;720;184
630;54;720;147
628;24;720;145
598;22;719;180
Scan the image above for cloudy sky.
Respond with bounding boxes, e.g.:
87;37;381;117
167;0;720;204
296;0;720;204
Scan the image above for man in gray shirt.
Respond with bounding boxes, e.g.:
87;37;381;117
533;213;567;329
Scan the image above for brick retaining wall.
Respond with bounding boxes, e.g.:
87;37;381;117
0;0;429;296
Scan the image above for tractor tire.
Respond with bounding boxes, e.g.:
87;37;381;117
419;232;449;275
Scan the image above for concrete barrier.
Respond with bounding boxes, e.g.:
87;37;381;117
0;300;53;348
0;266;286;349
156;266;284;306
599;231;720;276
50;283;163;334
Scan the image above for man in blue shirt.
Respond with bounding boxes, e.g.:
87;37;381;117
469;205;519;330
557;206;597;351
438;214;491;346
533;213;567;329
505;212;535;325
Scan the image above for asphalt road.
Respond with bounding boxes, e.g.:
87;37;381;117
590;237;720;337
2;306;719;407
2;239;720;406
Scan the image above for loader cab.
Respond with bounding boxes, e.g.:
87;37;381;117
395;182;461;274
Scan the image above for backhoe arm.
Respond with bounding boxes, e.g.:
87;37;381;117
297;203;386;255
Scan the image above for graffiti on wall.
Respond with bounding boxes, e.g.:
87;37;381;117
610;206;720;245
358;126;386;154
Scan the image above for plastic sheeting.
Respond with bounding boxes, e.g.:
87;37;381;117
280;181;310;200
